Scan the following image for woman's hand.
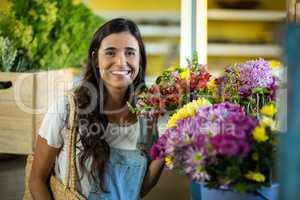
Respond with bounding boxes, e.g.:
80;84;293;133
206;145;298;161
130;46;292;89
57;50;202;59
29;135;59;200
140;158;165;198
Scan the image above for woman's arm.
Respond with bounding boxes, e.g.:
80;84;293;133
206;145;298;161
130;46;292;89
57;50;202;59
29;135;60;200
140;159;164;198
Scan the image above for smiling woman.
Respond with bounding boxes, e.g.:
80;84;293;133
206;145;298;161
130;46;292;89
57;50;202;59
28;18;164;200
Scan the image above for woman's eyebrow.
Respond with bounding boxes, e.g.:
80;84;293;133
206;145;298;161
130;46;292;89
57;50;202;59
103;46;137;51
103;47;116;51
125;47;137;51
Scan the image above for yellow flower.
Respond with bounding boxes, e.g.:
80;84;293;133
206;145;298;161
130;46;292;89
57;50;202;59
252;125;269;142
268;60;282;69
260;104;277;117
165;156;173;167
179;69;190;79
260;116;274;127
260;116;278;131
245;171;266;182
167;113;180;129
166;98;211;128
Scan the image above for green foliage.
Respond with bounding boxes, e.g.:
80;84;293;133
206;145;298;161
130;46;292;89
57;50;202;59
40;2;103;70
0;12;35;57
0;0;104;72
0;37;17;71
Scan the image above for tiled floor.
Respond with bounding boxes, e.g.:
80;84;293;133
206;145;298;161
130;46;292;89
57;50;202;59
0;155;191;200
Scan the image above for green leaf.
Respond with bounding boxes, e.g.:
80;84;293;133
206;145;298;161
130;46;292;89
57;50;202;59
165;103;177;111
126;102;136;114
155;76;162;84
231;95;240;104
252;87;269;94
192;51;198;67
226;165;241;179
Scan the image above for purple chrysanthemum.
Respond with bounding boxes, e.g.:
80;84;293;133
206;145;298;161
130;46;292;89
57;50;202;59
150;102;258;183
210;134;250;157
194;102;256;138
183;145;210;182
149;133;169;160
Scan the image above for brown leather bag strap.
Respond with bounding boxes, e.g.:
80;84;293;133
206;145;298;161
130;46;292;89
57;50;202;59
64;92;78;191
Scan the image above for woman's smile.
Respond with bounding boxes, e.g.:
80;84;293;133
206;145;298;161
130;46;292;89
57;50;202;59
109;68;132;77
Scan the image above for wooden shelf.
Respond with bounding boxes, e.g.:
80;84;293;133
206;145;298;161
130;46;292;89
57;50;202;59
146;42;281;57
207;43;281;57
140;25;180;37
96;9;286;22
94;10;180;22
145;42;176;55
97;10;283;57
208;9;286;21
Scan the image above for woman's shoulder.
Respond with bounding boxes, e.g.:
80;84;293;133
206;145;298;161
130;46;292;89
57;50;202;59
38;95;70;148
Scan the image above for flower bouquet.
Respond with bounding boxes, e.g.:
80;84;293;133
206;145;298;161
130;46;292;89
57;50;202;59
129;54;212;119
150;100;278;199
212;58;278;116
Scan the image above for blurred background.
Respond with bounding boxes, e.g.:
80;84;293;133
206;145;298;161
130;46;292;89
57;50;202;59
72;0;285;78
0;0;286;77
0;0;287;199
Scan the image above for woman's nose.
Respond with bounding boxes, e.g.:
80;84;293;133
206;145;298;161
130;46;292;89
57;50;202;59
115;52;127;65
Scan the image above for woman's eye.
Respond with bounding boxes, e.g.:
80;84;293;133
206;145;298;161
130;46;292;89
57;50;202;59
126;51;135;56
105;51;115;56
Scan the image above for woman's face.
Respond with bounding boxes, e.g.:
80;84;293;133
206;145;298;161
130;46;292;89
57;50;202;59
97;32;140;91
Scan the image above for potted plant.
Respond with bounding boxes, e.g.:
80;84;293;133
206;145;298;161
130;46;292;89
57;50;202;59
146;58;280;200
150;102;279;200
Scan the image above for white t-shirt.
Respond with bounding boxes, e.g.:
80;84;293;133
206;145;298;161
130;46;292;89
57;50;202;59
38;96;140;198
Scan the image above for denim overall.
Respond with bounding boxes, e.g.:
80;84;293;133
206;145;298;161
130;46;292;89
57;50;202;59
88;117;157;200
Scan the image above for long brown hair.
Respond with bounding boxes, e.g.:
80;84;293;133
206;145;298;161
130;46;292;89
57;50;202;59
73;18;146;191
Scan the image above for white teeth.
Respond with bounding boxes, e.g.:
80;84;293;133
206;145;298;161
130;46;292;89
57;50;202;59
110;70;130;75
